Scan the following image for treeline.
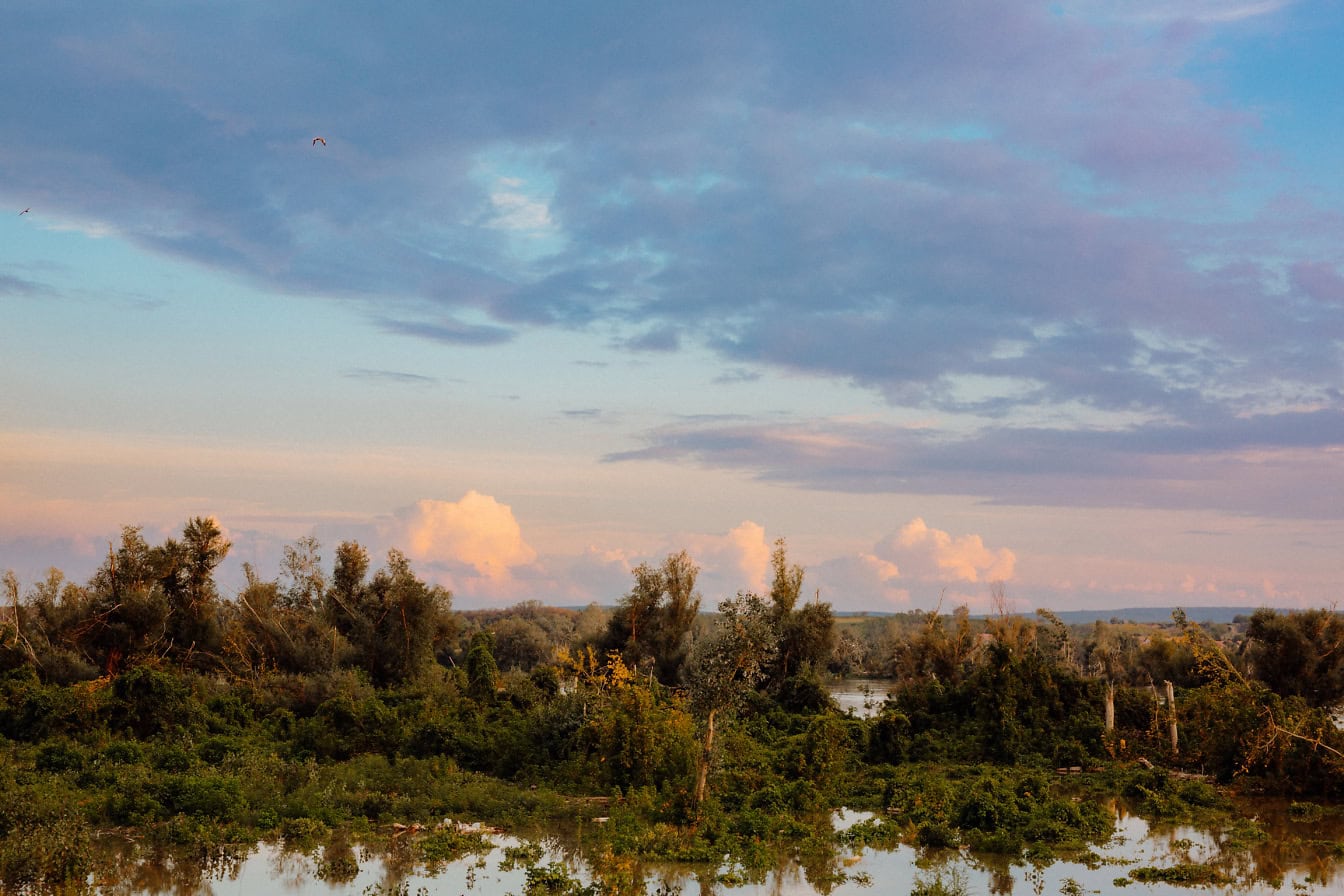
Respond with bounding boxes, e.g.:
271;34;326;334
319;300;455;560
2;517;1344;890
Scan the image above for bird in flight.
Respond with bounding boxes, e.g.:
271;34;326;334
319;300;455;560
19;208;30;215
312;137;326;146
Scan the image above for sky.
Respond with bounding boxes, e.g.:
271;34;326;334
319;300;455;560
3;2;1343;614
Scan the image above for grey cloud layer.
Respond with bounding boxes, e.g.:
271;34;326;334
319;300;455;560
605;409;1344;519
4;3;1341;497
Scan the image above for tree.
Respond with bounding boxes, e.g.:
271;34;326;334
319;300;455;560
81;527;171;673
1245;608;1344;709
600;550;702;683
683;592;778;814
764;539;835;689
323;544;454;685
896;604;979;684
224;563;337;678
157;516;230;666
467;630;500;702
491;616;553;671
279;535;326;613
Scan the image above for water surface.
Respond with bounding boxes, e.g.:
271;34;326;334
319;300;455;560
80;798;1344;896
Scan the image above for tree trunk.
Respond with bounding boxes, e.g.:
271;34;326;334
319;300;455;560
693;707;717;815
1105;681;1115;732
1165;679;1178;755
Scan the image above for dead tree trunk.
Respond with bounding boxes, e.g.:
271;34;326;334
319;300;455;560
693;707;717;815
1105;681;1115;732
1165;679;1178;755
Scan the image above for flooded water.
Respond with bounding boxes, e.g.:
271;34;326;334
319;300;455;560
75;798;1344;895
827;678;898;718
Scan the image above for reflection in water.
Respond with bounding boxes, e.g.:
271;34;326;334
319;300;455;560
75;798;1344;896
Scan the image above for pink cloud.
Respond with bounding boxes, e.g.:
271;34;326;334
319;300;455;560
812;552;910;612
394;491;537;581
879;517;1016;584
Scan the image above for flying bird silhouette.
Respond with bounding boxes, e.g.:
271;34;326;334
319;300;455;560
312;137;326;146
19;208;29;215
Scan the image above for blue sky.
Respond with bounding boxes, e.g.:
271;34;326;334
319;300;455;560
3;2;1343;612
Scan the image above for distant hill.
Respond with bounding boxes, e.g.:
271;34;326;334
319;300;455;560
1048;607;1259;625
831;607;1264;625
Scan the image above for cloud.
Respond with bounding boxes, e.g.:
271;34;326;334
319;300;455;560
723;521;771;594
877;518;1016;585
375;316;515;346
812;552;909;612
4;3;1329;431
486;177;554;233
605;410;1344;519
0;273;49;297
341;368;438;386
393;492;537;581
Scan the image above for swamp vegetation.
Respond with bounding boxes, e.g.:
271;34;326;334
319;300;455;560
2;520;1344;894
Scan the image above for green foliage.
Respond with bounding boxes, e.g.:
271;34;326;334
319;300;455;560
111;663;203;737
415;827;491;863
576;672;697;793
524;862;599;896
5;526;1344;890
324;545;455;687
1245;608;1344;708
0;767;94;890
599;550;702;684
1128;863;1230;886
466;630;500;702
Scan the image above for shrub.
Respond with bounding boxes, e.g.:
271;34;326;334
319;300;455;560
35;741;86;773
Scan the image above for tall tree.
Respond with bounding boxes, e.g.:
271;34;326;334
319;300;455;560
323;544;453;685
81;527;170;673
158;516;230;666
467;630;500;702
684;592;777;814
600;550;702;683
764;539;835;687
280;535;326;613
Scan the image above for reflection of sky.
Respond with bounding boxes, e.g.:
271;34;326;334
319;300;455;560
5;4;1344;613
139;804;1330;895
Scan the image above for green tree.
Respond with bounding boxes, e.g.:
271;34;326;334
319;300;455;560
491;616;553;671
684;592;778;814
896;604;980;684
157;516;230;667
81;527;171;673
279;535;325;613
225;563;337;677
600;550;702;683
764;539;835;689
323;544;454;685
1245;608;1344;709
467;630;500;702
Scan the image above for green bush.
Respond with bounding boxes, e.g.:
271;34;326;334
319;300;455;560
35;741;85;773
111;665;202;737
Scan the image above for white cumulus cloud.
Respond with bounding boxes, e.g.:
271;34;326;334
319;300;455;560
395;491;537;580
877;518;1016;584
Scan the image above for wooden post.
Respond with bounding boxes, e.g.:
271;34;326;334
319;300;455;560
1165;679;1178;755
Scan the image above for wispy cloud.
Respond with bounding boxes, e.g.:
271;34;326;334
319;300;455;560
376;316;515;346
342;368;438;386
605;409;1344;518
